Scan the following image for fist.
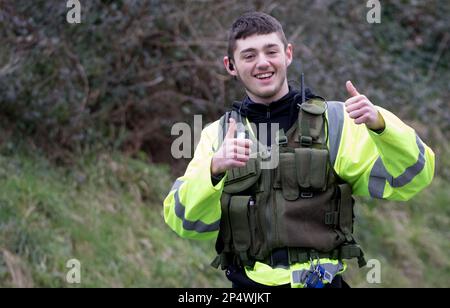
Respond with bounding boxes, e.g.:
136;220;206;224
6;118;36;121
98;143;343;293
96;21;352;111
345;81;385;131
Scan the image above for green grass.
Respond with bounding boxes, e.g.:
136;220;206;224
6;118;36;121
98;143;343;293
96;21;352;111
0;151;226;287
0;150;448;287
345;176;450;288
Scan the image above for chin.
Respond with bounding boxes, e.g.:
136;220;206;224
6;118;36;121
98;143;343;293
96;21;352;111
257;88;280;98
259;92;278;99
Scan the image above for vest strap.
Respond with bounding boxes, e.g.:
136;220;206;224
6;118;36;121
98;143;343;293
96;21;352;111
210;255;221;269
261;245;366;268
211;243;366;270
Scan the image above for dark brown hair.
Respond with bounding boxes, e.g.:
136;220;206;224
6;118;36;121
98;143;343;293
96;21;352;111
227;12;288;61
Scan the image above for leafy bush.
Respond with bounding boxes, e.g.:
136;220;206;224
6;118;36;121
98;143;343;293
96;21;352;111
0;0;448;173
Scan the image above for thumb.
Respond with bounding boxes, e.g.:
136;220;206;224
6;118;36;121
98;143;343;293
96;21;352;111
225;118;236;139
346;80;360;97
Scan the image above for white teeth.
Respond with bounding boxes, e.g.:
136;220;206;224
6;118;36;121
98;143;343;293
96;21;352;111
255;73;273;79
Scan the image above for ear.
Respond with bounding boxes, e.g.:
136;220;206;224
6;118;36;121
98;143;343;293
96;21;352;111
285;43;293;67
224;56;238;76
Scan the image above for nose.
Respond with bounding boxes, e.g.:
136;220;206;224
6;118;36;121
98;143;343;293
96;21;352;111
256;54;270;70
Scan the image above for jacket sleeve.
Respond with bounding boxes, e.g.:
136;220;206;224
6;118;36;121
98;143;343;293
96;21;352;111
332;104;435;201
163;120;225;240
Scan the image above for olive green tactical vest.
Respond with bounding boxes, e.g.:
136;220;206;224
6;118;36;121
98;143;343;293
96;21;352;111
213;98;366;270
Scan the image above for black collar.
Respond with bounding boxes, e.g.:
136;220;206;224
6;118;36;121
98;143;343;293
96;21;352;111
232;86;316;124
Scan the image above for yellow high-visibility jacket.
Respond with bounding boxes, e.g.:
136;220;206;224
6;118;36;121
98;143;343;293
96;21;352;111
163;101;435;286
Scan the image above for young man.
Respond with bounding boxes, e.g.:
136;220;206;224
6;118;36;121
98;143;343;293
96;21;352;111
163;12;435;288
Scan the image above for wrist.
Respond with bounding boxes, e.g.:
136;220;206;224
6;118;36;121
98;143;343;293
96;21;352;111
210;156;223;176
367;111;385;132
211;172;226;186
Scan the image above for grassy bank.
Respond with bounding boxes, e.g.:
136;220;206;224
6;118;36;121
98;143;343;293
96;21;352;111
0;151;226;287
0;151;448;287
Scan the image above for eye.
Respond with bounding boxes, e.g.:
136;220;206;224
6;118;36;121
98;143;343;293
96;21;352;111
244;54;255;60
268;50;278;55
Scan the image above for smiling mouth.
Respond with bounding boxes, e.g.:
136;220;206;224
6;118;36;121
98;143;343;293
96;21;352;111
254;72;274;80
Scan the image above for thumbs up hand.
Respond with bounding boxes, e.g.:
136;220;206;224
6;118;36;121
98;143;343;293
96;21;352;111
345;81;385;131
211;118;253;176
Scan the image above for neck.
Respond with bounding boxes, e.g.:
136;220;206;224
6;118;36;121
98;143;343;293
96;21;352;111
247;80;289;105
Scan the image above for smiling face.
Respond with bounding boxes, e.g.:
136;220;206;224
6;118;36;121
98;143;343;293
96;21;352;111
224;32;293;104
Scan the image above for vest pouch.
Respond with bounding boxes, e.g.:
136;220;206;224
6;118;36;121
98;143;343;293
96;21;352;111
295;148;329;191
223;158;261;194
229;196;253;263
279;153;300;200
338;184;354;238
219;193;232;253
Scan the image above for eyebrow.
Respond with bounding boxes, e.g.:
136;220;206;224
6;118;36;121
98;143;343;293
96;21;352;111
240;43;281;55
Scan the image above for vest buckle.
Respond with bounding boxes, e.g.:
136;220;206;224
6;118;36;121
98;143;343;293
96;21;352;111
301;192;314;198
300;135;313;146
276;135;288;146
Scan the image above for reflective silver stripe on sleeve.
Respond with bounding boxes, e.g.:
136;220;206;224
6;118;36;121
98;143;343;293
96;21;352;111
368;158;387;199
369;135;426;199
326;101;345;167
391;135;426;187
171;180;220;233
170;179;184;192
